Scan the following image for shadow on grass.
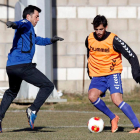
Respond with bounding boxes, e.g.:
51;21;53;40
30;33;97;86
7;127;56;133
7;126;131;133
104;126;124;132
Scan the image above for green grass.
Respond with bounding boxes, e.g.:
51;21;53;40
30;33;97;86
1;110;140;140
1;90;140;140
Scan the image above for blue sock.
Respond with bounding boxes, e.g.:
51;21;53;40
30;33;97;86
92;98;115;120
119;101;140;128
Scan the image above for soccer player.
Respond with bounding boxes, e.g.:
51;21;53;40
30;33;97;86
85;15;140;133
0;5;64;132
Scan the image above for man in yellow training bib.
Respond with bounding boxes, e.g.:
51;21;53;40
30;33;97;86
85;15;140;133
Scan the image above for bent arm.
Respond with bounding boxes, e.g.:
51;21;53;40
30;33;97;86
113;36;140;82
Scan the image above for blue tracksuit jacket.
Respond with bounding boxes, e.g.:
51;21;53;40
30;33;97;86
7;19;52;66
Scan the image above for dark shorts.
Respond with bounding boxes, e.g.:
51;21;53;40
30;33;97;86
89;73;123;97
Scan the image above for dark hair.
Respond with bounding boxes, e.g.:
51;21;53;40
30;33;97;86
22;5;41;19
92;15;108;29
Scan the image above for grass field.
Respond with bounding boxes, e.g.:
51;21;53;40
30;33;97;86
1;92;140;140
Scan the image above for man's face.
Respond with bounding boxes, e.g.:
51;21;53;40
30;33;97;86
94;24;107;39
27;10;39;27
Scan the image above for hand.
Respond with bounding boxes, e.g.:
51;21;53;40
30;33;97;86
51;35;64;43
6;21;17;29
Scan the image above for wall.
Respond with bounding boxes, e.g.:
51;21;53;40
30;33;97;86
52;0;140;94
0;0;140;94
0;0;18;87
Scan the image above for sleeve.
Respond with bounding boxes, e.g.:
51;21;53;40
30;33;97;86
113;36;140;83
85;36;92;79
35;36;52;45
85;36;88;48
85;36;89;58
14;19;31;33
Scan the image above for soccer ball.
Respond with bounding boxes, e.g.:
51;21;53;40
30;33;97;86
88;117;104;133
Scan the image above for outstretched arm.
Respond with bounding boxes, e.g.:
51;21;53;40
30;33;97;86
6;19;31;33
113;36;140;83
35;35;64;46
6;21;17;29
35;36;52;45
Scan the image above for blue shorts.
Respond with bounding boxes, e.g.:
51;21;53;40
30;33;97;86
89;73;123;97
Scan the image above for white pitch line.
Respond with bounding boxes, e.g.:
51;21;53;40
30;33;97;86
3;127;20;130
7;110;140;115
7;110;100;114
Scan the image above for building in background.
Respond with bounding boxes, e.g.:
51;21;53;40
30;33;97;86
0;0;140;95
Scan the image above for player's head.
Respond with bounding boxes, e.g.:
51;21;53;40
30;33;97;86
92;15;108;39
22;5;41;27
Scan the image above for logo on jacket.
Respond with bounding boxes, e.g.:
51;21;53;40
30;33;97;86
90;46;110;53
21;20;28;23
113;74;119;89
110;59;116;71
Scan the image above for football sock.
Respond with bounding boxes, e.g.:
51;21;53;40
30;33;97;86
92;98;115;120
119;101;140;128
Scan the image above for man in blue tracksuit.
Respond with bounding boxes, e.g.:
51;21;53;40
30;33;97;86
0;5;64;132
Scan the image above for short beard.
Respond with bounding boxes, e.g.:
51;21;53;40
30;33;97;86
97;30;106;39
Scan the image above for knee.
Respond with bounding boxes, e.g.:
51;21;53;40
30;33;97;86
88;91;99;103
112;98;123;107
42;82;54;91
88;88;102;103
50;83;54;92
111;93;123;107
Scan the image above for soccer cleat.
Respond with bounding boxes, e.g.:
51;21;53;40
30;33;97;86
26;108;37;129
129;127;140;133
0;120;2;133
111;114;119;133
